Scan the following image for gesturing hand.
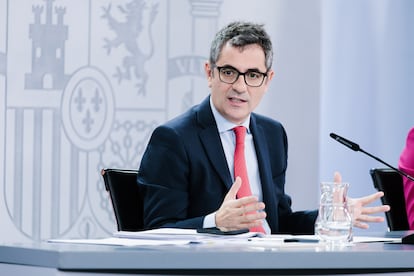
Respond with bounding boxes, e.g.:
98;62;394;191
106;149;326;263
334;172;390;229
215;177;266;231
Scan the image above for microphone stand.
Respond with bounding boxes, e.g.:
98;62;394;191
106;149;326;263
330;133;414;181
330;133;414;244
359;148;414;182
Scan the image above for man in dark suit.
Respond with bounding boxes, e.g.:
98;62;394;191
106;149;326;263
138;21;389;234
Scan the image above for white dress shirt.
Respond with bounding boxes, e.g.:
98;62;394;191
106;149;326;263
203;98;270;234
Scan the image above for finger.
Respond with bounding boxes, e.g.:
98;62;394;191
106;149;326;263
238;214;266;226
236;196;262;208
240;221;265;230
235;221;264;230
333;171;342;183
235;202;265;218
360;205;390;215
353;221;369;229
355;214;385;223
224;177;242;201
353;192;385;206
238;202;266;216
242;210;267;221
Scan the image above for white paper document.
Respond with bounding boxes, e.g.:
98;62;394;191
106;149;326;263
48;237;191;246
48;228;262;246
352;236;401;243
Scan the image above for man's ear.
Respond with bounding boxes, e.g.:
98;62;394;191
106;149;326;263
205;62;212;77
262;69;274;92
204;62;213;87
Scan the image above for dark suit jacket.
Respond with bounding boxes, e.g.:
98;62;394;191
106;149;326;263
137;96;317;234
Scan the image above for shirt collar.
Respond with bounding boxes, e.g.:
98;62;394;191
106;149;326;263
209;96;251;134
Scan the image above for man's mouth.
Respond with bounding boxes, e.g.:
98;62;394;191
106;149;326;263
229;97;247;103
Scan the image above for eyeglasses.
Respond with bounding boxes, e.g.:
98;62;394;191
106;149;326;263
214;65;268;87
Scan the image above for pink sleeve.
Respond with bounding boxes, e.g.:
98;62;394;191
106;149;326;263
399;127;414;230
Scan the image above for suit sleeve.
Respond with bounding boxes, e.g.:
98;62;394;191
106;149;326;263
137;125;204;229
265;120;318;234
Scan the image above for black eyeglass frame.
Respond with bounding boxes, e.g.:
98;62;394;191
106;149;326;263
214;65;268;87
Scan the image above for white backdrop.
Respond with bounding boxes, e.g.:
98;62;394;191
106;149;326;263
320;0;414;232
1;0;412;242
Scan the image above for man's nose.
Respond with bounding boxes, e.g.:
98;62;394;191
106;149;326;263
232;75;247;92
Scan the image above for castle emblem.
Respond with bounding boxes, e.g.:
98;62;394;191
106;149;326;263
25;0;70;90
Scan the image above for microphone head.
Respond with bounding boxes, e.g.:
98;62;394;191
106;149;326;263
330;133;360;151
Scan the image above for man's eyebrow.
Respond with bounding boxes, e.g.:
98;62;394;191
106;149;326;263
219;64;265;73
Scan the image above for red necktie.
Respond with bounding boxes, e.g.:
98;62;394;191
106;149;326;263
233;126;265;233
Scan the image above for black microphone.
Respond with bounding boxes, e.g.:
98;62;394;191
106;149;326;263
330;133;414;182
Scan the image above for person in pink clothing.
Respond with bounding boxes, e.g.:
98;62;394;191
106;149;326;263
399;127;414;230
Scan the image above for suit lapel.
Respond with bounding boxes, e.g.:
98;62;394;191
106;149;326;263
250;115;277;229
197;97;233;189
250;115;272;194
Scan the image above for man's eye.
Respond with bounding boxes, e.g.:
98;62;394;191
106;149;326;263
221;69;236;76
247;72;261;79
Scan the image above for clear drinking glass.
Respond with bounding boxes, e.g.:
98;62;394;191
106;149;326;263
315;182;353;246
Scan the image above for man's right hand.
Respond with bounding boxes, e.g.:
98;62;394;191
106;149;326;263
215;177;266;231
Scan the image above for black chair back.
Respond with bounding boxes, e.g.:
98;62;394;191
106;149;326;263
370;168;409;231
101;168;143;231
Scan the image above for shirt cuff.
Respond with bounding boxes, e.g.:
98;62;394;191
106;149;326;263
203;212;217;228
